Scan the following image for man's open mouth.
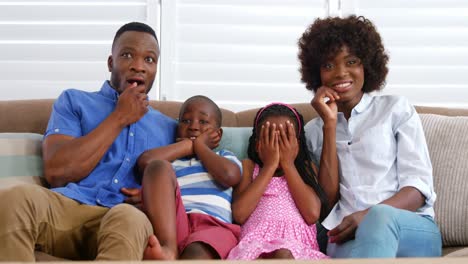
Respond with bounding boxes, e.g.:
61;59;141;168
127;78;145;86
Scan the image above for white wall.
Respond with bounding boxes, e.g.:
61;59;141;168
2;0;468;112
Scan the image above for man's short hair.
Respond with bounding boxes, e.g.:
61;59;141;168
112;22;158;50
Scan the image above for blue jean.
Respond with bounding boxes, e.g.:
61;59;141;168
327;204;442;258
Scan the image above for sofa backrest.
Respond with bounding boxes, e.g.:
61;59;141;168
0;99;54;134
0;100;239;134
4;99;468;134
419;114;468;247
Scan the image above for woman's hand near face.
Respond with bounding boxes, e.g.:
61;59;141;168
258;122;280;170
311;86;339;125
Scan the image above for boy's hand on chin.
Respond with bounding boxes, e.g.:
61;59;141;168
194;128;221;150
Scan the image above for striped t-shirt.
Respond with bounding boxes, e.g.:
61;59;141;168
172;149;242;223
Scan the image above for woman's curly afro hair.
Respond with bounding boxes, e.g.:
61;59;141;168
298;15;389;93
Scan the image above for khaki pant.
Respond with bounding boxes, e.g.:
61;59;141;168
0;184;152;261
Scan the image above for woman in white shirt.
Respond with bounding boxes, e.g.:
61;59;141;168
297;15;442;258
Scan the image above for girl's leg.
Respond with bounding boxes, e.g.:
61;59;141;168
271;249;294;259
259;249;294;259
141;160;179;260
329;204;442;258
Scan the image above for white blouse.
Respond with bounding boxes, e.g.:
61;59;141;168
305;94;436;230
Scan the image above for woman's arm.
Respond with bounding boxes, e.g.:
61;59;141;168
381;186;425;210
317;123;339;209
311;87;340;209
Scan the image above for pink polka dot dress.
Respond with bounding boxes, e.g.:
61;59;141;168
227;164;328;260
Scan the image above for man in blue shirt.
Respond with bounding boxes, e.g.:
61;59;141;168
0;22;176;261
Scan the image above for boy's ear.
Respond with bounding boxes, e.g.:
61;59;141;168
218;127;223;138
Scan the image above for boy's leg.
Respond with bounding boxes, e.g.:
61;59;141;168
96;203;153;260
141;160;180;260
328;204;442;258
0;184;108;261
179;213;240;259
180;242;219;259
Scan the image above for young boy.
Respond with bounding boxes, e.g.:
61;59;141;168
137;95;242;260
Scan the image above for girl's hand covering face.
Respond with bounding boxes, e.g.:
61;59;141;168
257;122;280;169
278;120;299;167
311;86;339;124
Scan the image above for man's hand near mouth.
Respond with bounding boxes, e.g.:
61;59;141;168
114;82;149;126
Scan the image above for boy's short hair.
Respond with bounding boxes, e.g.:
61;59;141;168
180;95;223;127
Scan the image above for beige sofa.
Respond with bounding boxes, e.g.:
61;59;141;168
1;99;468;261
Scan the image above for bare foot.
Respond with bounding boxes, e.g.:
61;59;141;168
143;235;177;260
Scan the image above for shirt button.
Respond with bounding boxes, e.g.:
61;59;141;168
125;157;130;162
97;199;101;204
54;128;60;132
130;132;134;137
114;179;119;184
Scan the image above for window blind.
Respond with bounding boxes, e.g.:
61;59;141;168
342;0;468;108
0;0;160;100
159;0;328;111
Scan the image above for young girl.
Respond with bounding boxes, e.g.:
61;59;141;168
298;15;442;258
227;103;329;260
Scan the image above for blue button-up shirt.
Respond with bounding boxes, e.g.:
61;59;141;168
45;81;177;208
305;94;436;230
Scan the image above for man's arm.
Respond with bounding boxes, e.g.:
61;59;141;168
43;83;148;187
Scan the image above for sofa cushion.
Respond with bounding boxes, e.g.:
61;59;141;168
215;127;252;161
420;114;468;247
0;133;45;189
